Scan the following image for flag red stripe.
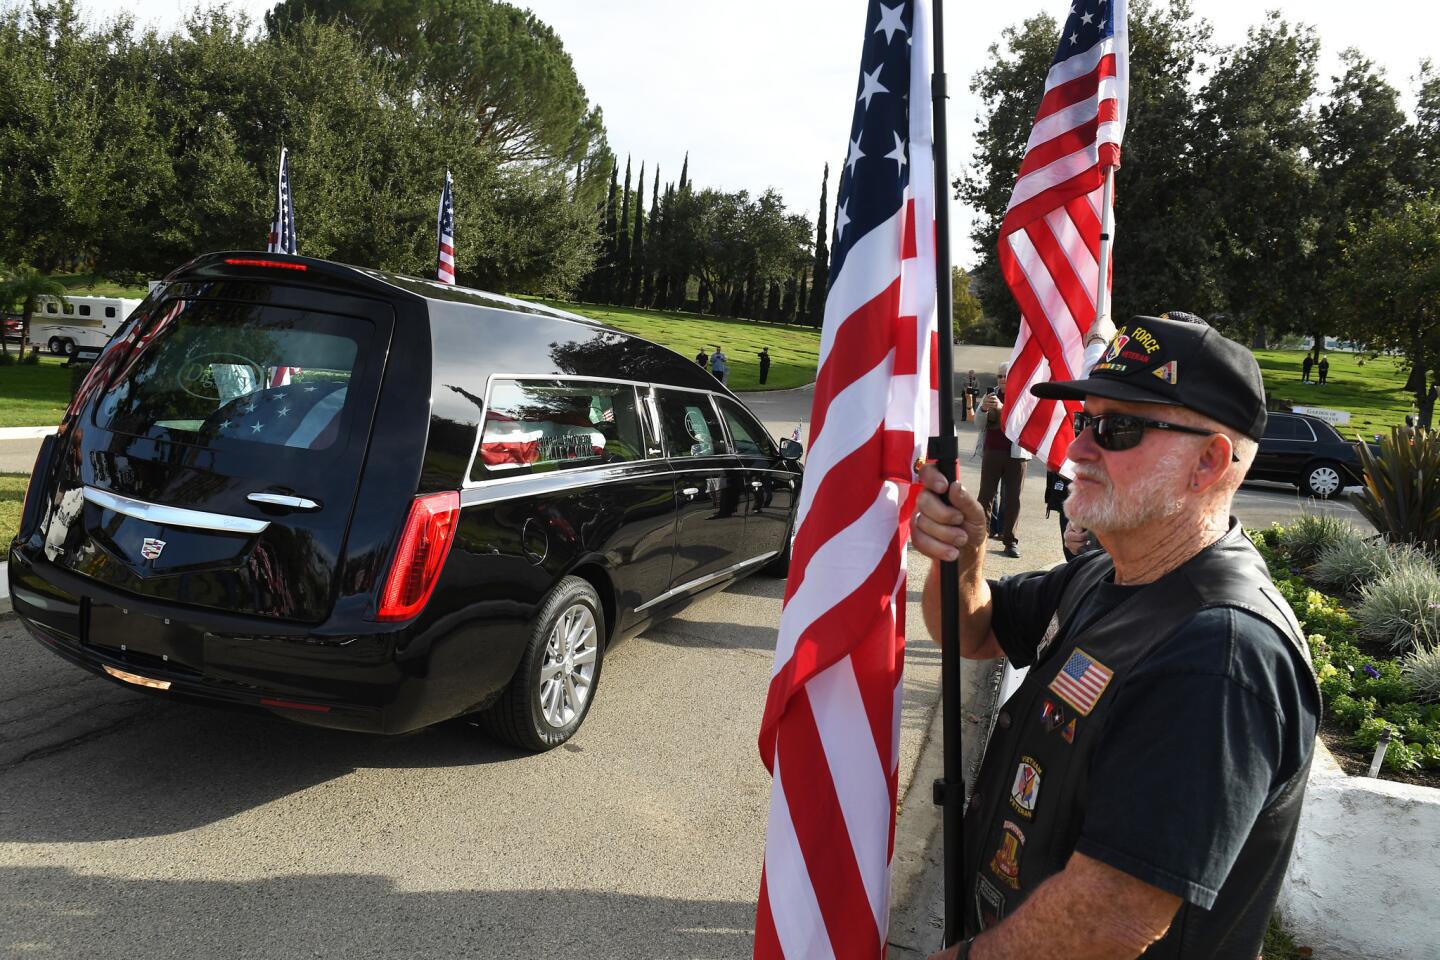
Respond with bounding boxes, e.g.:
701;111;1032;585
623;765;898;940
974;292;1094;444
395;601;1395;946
1034;53;1118;122
779;691;884;958
809;278;902;442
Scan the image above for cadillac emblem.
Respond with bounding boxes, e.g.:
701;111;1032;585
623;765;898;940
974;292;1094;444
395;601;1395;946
140;538;166;561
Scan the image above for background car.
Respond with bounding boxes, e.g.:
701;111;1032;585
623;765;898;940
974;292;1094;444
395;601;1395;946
1246;411;1372;499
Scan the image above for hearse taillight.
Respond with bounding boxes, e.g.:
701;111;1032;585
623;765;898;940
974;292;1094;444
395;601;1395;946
376;491;461;621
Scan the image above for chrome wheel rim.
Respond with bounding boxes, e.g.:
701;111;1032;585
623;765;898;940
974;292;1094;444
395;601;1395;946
538;602;598;729
1309;467;1341;497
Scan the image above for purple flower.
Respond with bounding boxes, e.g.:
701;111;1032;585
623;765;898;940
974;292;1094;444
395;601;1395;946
1363;665;1381;680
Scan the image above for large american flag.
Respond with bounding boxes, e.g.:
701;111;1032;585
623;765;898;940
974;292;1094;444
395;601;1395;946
436;169;456;285
266;147;297;255
999;0;1129;471
755;1;938;957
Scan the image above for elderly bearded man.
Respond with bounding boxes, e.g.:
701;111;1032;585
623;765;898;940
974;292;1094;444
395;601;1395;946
914;314;1319;960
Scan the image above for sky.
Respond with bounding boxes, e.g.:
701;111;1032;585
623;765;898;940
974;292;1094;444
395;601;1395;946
81;0;1440;267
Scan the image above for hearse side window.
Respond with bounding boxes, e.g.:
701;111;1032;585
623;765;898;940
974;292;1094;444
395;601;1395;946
653;389;725;459
475;379;646;477
1264;416;1302;441
716;396;777;457
94;299;364;451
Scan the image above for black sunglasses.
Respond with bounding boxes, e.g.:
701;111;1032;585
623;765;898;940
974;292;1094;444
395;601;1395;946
1072;411;1237;461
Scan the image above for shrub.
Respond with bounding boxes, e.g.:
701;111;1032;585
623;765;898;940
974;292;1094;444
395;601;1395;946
1404;646;1440;703
0;350;14;366
1278;512;1355;567
1354;562;1440;653
1350;424;1440;552
1310;529;1382;594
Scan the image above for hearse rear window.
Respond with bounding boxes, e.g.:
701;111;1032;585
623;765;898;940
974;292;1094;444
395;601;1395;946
94;299;365;451
475;379;646;477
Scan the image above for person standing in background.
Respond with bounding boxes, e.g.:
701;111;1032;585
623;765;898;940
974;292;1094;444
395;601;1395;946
710;345;728;385
758;347;771;385
1318;355;1330;386
695;346;709;368
1301;354;1314;383
975;362;1030;559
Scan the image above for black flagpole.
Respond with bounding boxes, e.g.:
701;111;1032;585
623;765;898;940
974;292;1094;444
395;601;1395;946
927;0;964;948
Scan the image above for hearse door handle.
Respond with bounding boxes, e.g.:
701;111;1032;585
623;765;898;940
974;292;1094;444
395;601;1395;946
247;492;321;511
750;480;764;489
681;487;701;499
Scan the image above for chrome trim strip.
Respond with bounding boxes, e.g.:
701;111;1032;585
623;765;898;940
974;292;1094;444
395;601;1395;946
84;486;270;534
247;493;320;510
633;551;779;613
457;464;799;508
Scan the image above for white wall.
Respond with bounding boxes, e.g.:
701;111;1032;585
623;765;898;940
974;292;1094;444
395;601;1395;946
1278;742;1440;959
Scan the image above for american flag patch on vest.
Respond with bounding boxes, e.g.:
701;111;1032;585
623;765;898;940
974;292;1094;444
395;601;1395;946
1048;648;1114;716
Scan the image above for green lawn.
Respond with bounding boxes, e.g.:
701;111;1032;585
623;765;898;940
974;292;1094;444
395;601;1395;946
0;355;72;427
1255;349;1414;440
535;300;821;392
49;272;150;299
0;473;26;550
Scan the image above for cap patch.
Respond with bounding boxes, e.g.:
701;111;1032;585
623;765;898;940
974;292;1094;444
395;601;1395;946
1102;332;1130;363
1152;360;1178;384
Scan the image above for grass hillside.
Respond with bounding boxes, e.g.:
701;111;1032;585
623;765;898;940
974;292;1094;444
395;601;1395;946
1254;349;1416;439
536;300;821;392
48;273;149;299
0;355;71;428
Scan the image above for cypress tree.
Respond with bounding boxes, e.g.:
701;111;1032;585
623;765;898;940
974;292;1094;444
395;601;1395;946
810;163;830;325
616;157;632;305
768;280;783;322
598;162;619;301
678;151;689;193
630;164;646;307
797;266;810;322
661;183;677;308
644;166;661;306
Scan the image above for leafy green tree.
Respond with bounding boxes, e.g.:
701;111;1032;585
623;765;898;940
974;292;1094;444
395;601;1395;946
1333;197;1440;407
952;267;984;341
0;264;67;358
265;0;608;176
643;166;660;306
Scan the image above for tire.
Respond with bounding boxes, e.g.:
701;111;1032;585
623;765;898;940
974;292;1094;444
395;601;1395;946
481;575;605;751
47;337;61;355
762;524;793;578
61;339;77;357
1301;461;1344;500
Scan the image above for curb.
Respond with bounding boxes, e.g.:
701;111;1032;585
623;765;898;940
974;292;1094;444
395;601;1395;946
888;696;947;959
0;426;58;440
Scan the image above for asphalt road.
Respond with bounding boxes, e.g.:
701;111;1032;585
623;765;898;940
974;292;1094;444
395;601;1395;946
0;379;1367;960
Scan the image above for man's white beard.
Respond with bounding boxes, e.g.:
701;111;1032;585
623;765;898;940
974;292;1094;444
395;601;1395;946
1065;448;1191;534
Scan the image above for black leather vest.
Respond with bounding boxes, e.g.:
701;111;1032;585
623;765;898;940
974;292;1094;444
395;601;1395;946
962;524;1319;957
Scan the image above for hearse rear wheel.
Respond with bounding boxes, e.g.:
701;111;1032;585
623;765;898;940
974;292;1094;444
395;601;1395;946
482;575;605;751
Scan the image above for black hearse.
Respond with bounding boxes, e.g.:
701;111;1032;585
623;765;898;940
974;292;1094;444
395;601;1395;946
7;253;803;749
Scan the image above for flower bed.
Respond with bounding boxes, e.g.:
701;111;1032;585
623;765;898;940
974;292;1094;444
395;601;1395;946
1252;521;1440;787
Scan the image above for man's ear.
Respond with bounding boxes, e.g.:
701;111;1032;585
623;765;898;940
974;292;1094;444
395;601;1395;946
1191;433;1234;492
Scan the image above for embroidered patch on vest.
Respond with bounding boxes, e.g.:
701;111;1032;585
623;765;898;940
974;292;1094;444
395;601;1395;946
975;873;1006;930
1035;613;1062;661
989;820;1025;889
1009;756;1042;819
1040;698;1067;732
1062;718;1077;743
1048;648;1114;716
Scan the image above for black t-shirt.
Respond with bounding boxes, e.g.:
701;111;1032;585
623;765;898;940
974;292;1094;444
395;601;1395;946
987;564;1319;948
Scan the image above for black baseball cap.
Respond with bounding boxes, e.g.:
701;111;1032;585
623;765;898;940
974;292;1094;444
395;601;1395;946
1030;313;1268;440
